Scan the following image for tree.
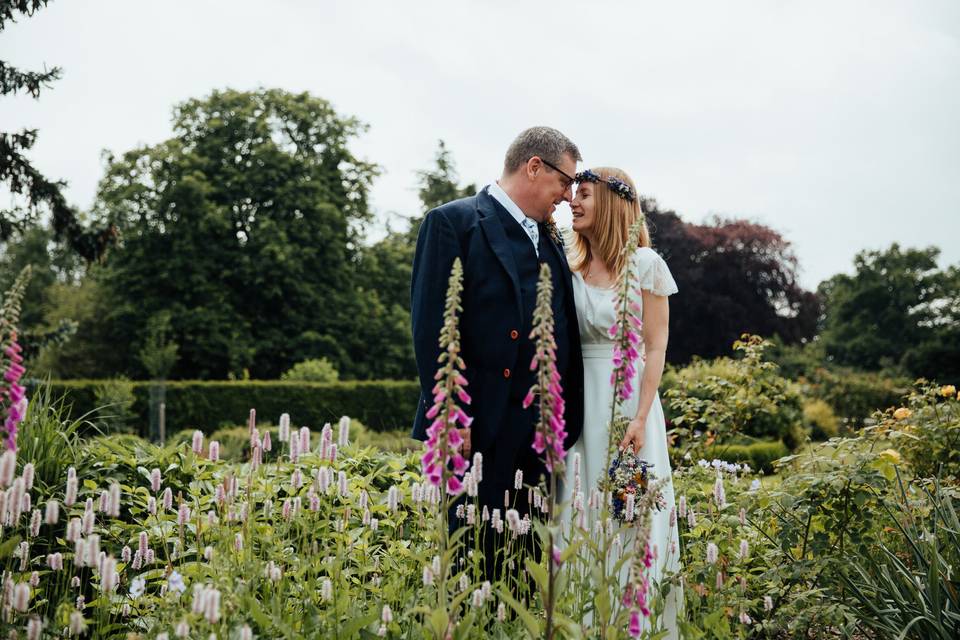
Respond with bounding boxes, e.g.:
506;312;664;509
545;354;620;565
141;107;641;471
0;223;86;359
138;312;179;380
93;89;378;379
350;140;476;379
644;198;820;364
818;244;959;379
0;0;114;260
410;140;477;240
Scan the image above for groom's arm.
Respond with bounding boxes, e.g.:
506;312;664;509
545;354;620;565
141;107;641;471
411;209;462;424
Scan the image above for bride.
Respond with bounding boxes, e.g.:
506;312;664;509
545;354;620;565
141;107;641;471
562;166;680;637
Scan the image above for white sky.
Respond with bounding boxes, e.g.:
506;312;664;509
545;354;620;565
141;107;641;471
1;0;958;289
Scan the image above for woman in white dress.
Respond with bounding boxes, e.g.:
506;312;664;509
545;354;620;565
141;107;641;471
562;167;680;638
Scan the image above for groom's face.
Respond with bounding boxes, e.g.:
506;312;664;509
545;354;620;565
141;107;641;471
530;153;576;221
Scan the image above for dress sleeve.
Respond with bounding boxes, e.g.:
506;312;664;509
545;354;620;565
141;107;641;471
633;247;678;296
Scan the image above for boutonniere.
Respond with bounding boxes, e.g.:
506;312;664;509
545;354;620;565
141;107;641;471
544;218;564;250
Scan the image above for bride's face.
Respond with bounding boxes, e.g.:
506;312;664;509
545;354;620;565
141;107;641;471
571;182;596;235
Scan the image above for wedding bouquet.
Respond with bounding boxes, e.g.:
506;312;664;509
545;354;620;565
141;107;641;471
608;449;663;522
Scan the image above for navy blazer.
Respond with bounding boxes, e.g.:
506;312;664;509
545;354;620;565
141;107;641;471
410;187;584;456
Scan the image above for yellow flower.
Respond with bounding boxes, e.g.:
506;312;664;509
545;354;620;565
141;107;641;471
878;449;902;465
893;407;912;421
940;385;957;398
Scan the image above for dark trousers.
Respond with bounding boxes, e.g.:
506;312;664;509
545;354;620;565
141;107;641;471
450;402;548;584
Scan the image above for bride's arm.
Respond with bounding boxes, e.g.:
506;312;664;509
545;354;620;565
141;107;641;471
619;290;670;454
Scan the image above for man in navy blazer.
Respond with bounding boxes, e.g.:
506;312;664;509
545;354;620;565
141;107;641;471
411;127;585;571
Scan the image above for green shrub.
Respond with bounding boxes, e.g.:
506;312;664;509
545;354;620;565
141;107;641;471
838;479;960;639
665;335;806;456
281;357;340;383
353;424;421;454
31;379;420;435
93;376;138;434
802;367;910;427
207;425;253;460
705;439;790;474
803;398;840;440
884;381;960;481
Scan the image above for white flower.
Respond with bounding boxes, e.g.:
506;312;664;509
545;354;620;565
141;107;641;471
706;542;719;564
191;430;204;454
129;576;146;598
69;610;86;636
167;570;187;595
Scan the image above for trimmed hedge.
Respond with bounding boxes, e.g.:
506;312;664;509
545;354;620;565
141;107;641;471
29;379;421;436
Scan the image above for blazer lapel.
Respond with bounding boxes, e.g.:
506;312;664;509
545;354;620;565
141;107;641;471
476;189;523;315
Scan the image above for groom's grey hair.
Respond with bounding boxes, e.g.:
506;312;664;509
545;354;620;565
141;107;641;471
503;126;581;175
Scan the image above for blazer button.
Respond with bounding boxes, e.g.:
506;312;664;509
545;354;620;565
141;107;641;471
503;368;511;378
509;329;519;340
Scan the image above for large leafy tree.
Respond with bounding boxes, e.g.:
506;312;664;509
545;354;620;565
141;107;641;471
645;199;820;363
0;223;86;363
1;0;114;259
351;140;476;379
818;244;959;379
93;89;378;379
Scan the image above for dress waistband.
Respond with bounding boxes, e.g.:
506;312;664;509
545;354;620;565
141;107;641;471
581;343;615;359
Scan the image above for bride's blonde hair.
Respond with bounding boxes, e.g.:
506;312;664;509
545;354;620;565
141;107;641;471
569;167;651;278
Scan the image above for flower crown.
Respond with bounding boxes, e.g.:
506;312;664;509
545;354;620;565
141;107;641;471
574;169;636;202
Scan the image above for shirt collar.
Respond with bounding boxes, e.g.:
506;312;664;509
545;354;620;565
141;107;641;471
487;182;536;228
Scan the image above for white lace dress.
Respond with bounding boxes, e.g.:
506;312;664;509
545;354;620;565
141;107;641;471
563;246;681;638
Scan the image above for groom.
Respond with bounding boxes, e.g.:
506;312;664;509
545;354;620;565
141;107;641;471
411;126;584;575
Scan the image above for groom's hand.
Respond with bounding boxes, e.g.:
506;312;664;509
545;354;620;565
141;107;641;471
458;428;471;459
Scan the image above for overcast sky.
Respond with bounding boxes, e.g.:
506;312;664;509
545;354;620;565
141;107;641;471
2;0;958;288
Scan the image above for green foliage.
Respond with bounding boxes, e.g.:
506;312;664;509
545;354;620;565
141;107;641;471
665;335;807;456
280;357;339;383
0;224;81;333
92;88;380;380
11;381;86;494
26;269;122;378
39;379;419;434
883;381;960;481
838;479;960;639
413;139;477;237
7;360;958;638
765;336;826;381
801;366;911;427
206;424;256;460
347;139;477;381
138;311;179;380
673;463;769;638
818;244;960;379
750;435;912;635
92;376;137;434
802;398;840;440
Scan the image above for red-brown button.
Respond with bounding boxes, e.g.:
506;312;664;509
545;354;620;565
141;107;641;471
509;329;519;340
503;368;511;378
